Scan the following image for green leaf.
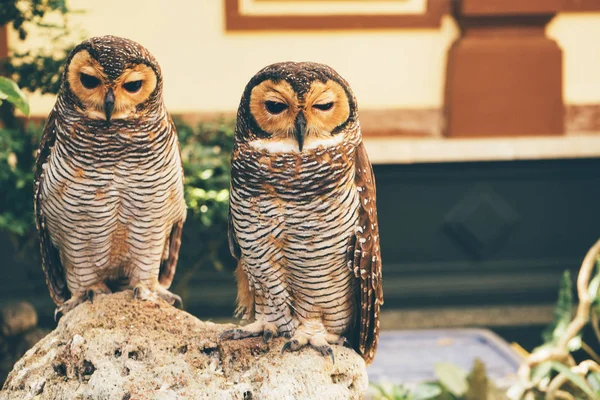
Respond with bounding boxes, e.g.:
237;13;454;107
588;371;600;394
530;360;554;385
0;77;30;116
547;361;596;398
410;383;442;400
434;362;469;397
542;270;576;346
466;358;488;400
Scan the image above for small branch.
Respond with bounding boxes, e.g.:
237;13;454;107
581;341;600;365
592;308;600;345
545;360;600;400
556;239;600;351
517;239;600;393
549;390;575;400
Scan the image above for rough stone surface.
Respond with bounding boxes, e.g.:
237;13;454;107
0;292;368;400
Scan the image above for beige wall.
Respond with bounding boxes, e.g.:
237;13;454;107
7;1;600;117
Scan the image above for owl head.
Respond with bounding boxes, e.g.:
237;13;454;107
236;62;358;151
60;35;163;122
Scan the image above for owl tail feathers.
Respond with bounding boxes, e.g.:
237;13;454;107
234;263;255;320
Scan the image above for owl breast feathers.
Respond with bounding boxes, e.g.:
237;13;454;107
223;61;383;364
34;36;187;318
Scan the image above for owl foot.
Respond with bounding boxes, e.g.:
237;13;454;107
133;284;183;308
54;283;111;321
219;320;279;344
281;330;347;363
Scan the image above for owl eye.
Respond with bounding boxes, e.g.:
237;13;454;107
123;80;143;93
80;73;101;89
265;101;288;115
313;102;334;111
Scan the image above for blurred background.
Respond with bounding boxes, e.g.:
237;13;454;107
1;0;600;392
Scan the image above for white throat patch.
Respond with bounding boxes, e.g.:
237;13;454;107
249;134;345;153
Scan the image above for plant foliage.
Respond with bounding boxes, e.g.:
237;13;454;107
369;359;505;400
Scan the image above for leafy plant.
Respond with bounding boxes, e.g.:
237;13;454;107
1;0;82;98
171;117;237;300
509;241;600;400
177;117;233;231
0;77;29;116
0;77;35;241
369;358;505;400
1;0;80;243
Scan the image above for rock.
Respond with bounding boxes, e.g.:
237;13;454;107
1;302;38;337
0;300;48;385
0;292;368;400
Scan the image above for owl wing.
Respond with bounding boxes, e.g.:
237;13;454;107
349;141;384;365
158;219;184;287
34;109;70;305
158;118;186;288
227;208;241;260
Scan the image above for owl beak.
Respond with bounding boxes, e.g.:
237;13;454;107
104;89;115;122
294;112;307;152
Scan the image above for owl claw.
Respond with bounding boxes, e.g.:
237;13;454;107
54;308;62;322
281;339;303;354
263;329;274;344
219;320;278;344
54;286;109;322
133;283;182;308
281;339;334;362
339;336;352;348
317;345;335;364
170;294;183;309
219;328;254;342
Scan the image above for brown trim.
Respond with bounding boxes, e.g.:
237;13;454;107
171;104;600;138
224;0;450;31
562;0;600;11
0;25;8;60
459;0;600;15
566;104;600;133
460;0;563;15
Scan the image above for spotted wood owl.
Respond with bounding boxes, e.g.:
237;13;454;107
34;36;187;318
222;62;384;364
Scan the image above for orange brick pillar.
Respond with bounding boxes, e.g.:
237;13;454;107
444;1;564;137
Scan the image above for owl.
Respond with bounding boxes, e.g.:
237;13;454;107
221;62;383;364
34;36;187;319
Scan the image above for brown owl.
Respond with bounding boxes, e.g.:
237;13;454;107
34;36;187;319
222;62;384;364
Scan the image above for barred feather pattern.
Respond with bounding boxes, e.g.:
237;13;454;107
35;97;187;303
230;127;383;364
229;61;383;364
230;131;360;331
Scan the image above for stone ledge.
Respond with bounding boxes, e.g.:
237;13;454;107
0;292;367;400
364;134;600;164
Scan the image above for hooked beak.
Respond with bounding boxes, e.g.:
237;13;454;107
294;112;307;152
104;89;115;122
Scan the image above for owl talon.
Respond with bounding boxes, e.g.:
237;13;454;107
219;320;278;344
133;284;182;308
219;328;256;342
263;329;274;344
53;288;102;321
85;284;111;304
86;289;95;303
315;345;335;363
281;339;303;354
339;336;352;348
281;340;293;354
171;294;183;309
54;308;62;322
